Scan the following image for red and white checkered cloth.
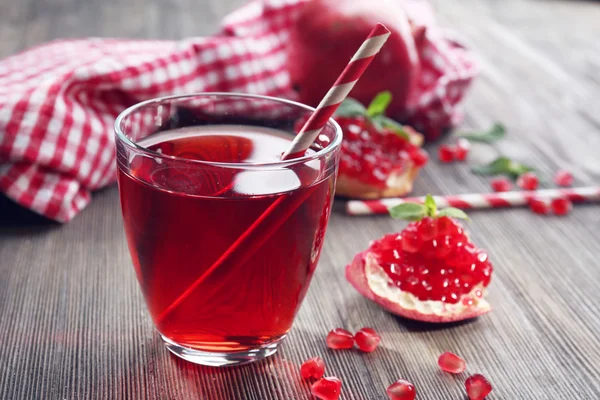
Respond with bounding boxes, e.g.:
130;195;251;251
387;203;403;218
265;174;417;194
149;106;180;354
0;0;478;222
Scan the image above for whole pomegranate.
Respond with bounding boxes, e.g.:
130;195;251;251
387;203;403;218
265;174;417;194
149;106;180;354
288;0;420;119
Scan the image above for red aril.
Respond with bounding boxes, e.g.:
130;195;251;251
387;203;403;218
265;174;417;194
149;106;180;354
529;198;550;215
438;145;455;163
300;357;326;380
346;196;492;323
554;170;573;187
311;377;342;400
551;196;572;216
418;217;438;241
326;328;354;349
490;177;512;192
517;172;538;190
436;216;461;236
354;327;381;352
438;352;467;373
454;138;470;161
410;148;429;168
386;379;416;400
465;374;492;400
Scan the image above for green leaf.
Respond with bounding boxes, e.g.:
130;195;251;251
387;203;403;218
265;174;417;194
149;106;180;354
458;123;506;143
372;116;410;140
366;91;392;118
471;156;535;179
388;203;427;221
424;194;437;217
335;98;366;117
437;207;470;220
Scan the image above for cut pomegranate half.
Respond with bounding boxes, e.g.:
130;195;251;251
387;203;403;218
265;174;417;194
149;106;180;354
346;196;492;323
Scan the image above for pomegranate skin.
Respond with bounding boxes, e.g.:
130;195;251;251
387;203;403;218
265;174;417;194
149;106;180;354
288;0;420;118
345;250;491;323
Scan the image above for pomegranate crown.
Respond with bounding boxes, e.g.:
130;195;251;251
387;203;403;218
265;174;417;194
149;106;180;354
388;194;469;222
335;91;409;140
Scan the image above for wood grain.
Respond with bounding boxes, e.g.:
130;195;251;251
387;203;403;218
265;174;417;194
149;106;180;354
1;0;600;398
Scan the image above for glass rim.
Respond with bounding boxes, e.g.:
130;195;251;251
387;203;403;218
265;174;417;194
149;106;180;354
114;92;343;169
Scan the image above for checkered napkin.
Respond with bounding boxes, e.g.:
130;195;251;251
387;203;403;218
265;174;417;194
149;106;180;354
0;0;478;222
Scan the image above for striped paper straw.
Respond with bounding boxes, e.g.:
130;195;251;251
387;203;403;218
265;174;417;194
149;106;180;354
346;187;600;215
281;23;391;160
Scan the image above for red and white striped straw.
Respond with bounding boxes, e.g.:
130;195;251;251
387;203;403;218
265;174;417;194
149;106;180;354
281;23;391;160
346;187;600;215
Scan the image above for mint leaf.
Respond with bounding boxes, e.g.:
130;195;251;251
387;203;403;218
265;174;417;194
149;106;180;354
366;91;392;118
437;207;470;220
373;116;410;140
389;203;427;221
471;156;534;179
424;194;437;217
458;123;506;143
335;98;366;117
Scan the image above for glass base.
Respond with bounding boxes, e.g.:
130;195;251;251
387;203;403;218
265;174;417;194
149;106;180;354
161;334;283;366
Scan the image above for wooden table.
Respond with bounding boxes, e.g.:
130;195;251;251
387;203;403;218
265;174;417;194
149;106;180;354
2;0;600;398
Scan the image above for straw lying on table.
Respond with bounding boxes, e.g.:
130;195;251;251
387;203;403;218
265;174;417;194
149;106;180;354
281;23;391;160
345;187;600;215
157;24;391;323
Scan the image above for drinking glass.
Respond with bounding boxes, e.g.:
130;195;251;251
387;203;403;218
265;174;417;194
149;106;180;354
114;93;342;366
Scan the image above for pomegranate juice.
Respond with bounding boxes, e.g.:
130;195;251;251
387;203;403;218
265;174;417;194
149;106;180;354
117;126;334;352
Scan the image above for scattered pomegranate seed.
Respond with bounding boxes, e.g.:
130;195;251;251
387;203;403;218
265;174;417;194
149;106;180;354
529;197;550;215
386;379;416;400
554;170;573;187
311;377;342;400
517;172;539;190
454;139;470;161
438;352;467;374
354;327;381;352
465;374;492;400
410;148;429;168
326;328;354;349
300;356;325;380
490;177;512;192
551;196;572;216
438;145;455;163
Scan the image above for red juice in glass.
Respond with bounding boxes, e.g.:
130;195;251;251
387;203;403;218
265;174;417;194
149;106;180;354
115;94;341;366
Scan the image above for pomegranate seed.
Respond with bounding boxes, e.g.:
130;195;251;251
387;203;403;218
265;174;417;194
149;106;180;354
386;379;416;400
438;145;455;163
465;374;492;400
454;138;470;161
311;377;342;400
551;196;572;216
438;352;467;373
435;216;455;236
417;217;438;241
517;172;539;190
529;197;550;215
326;328;354;349
490;177;512;192
432;235;452;259
354;327;381;352
554;170;573;187
410;148;429;168
401;231;422;253
300;356;325;380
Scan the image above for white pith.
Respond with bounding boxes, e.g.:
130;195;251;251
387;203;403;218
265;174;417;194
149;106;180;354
364;252;489;317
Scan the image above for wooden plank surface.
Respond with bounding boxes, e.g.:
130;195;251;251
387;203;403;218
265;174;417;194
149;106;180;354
1;0;600;398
